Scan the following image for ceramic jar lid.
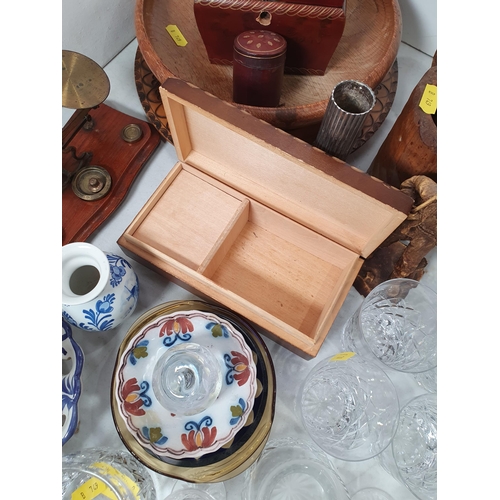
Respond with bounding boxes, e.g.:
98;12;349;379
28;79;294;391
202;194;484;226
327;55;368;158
234;31;287;59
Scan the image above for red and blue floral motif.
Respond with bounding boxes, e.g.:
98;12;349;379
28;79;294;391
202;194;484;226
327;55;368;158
116;311;257;459
224;350;251;386
181;416;217;452
121;377;152;417
158;316;194;347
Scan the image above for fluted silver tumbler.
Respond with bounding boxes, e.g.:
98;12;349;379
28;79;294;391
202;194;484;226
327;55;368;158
314;80;376;161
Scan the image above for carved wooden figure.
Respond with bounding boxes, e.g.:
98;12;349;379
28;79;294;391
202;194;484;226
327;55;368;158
354;175;437;296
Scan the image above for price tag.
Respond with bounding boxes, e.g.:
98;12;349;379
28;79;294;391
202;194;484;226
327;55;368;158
329;352;355;362
166;25;188;47
71;462;140;500
71;477;116;500
419;84;437;114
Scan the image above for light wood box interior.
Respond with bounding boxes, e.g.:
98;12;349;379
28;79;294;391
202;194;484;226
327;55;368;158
119;78;413;359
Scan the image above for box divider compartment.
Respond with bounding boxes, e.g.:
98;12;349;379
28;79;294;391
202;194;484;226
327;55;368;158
198;198;250;276
121;230;319;354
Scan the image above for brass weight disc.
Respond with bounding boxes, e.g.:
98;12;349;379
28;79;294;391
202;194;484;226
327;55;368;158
62;50;110;109
72;165;112;201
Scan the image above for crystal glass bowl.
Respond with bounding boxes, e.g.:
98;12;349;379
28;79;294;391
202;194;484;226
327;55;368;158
352;488;395;500
414;367;437;393
242;437;351;500
165;480;226;500
342;279;437;373
379;393;437;500
62;448;156;500
299;352;399;461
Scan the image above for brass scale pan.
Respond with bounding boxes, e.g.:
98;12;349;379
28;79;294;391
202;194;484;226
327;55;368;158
62;50;110;110
62;50;112;200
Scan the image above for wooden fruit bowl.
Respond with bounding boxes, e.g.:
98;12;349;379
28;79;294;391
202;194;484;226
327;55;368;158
135;0;401;140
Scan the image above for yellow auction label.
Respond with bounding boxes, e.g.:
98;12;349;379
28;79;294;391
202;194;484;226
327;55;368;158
71;477;116;500
419;84;437;114
330;352;356;361
166;25;188;46
71;462;140;500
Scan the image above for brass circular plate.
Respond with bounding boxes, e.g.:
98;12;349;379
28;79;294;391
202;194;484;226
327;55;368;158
62;50;111;109
121;123;143;143
72;165;112;201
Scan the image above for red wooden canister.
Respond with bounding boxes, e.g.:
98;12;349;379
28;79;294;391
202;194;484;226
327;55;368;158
233;31;287;107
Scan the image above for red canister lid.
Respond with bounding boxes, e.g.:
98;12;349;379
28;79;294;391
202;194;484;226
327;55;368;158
234;31;287;59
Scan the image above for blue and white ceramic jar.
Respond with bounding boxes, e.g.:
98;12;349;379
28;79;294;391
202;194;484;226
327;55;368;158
62;242;139;331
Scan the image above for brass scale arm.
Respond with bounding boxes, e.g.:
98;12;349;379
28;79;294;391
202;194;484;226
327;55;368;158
62;50;110;191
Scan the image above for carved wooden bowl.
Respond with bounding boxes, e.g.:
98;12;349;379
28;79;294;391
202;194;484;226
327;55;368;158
135;0;402;141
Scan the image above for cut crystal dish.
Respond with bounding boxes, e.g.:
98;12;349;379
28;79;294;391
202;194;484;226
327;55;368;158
242;437;351;500
299;353;399;461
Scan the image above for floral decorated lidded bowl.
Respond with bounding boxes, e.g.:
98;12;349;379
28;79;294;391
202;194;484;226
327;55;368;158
115;309;258;460
62;242;139;331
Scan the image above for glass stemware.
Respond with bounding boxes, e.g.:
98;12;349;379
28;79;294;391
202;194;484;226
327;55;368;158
342;279;437;373
298;353;399;461
242;437;351;500
378;393;437;500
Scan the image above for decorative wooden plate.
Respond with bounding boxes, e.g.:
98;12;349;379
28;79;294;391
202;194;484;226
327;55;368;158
134;49;173;143
134;47;398;149
135;0;401;139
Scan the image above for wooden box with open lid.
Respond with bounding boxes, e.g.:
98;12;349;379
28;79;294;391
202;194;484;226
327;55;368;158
118;77;413;359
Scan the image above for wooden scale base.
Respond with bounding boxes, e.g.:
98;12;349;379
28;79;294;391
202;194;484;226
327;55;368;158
62;50;161;245
62;103;161;244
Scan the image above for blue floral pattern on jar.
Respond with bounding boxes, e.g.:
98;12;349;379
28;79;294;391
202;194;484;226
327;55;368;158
107;254;132;287
62;245;140;332
81;293;116;330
